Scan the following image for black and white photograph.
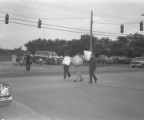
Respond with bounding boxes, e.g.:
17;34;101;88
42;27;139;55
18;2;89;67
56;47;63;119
0;0;144;120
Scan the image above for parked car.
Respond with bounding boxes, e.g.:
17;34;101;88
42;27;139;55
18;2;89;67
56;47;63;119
0;81;12;107
97;55;113;64
117;57;131;64
130;60;144;68
16;56;25;65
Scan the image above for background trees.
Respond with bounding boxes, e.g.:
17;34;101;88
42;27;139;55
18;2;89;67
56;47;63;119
23;33;144;57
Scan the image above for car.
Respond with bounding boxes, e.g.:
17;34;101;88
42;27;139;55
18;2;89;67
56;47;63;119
130;60;144;68
16;56;25;65
97;55;113;64
0;81;12;107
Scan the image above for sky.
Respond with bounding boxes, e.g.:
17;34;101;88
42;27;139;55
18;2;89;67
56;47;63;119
0;0;144;50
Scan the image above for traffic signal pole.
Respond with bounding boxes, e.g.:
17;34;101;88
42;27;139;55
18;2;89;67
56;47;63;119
90;11;93;51
5;13;9;24
140;21;143;31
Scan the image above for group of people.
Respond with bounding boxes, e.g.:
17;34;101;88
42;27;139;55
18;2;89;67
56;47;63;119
63;51;98;84
24;51;98;84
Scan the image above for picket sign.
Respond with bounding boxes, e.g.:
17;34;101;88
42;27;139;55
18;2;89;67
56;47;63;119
71;55;83;65
62;56;71;65
84;50;92;61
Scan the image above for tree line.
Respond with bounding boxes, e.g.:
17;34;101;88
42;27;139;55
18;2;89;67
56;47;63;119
1;33;144;58
24;33;144;58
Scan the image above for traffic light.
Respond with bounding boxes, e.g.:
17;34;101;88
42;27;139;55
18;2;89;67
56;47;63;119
38;19;42;28
140;21;143;31
120;24;124;33
5;13;9;24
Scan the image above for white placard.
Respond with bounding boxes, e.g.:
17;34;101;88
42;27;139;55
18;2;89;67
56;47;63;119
71;55;83;65
84;50;92;61
62;56;71;65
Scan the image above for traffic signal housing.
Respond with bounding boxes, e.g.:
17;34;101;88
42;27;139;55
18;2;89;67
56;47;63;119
5;13;9;24
140;21;143;31
38;19;42;28
120;24;124;33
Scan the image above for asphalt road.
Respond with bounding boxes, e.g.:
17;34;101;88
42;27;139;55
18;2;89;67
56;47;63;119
0;62;144;120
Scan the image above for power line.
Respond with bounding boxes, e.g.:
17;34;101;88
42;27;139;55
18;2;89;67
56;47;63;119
1;1;141;25
0;15;130;37
0;10;90;21
42;26;88;34
0;1;77;17
93;20;140;25
41;17;90;20
11;17;37;23
1;15;90;32
0;10;38;20
123;21;140;25
93;14;137;23
9;16;127;35
10;20;37;28
93;33;128;37
0;18;88;34
43;23;89;32
30;1;89;15
10;20;88;34
93;21;120;25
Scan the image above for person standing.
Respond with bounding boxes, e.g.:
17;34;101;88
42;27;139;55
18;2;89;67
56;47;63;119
89;52;97;84
25;52;32;71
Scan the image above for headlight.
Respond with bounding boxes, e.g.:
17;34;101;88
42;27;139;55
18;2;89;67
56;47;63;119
1;87;10;96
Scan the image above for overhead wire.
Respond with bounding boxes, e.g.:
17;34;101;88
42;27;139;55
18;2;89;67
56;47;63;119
0;10;90;21
0;15;130;37
0;1;79;17
93;21;120;25
0;10;37;19
0;0;142;25
10;20;37;28
9;16;127;35
42;26;88;34
0;5;136;38
29;1;89;16
0;1;140;24
11;17;37;23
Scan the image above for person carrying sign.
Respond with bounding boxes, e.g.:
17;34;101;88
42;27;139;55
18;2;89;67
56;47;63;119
71;53;84;82
89;52;98;84
62;53;71;79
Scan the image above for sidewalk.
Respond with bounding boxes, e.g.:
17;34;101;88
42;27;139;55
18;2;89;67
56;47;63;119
0;100;51;120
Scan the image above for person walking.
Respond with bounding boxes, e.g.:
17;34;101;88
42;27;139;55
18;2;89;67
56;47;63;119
63;52;71;79
72;54;84;82
89;52;97;84
63;63;71;79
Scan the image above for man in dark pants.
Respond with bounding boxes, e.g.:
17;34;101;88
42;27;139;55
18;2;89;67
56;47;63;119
64;64;71;79
89;52;97;84
63;52;71;79
25;52;32;71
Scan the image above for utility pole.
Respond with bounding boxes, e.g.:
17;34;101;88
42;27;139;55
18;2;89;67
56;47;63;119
90;10;93;51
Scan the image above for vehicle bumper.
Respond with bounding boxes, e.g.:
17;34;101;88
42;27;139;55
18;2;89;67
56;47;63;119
0;96;12;107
